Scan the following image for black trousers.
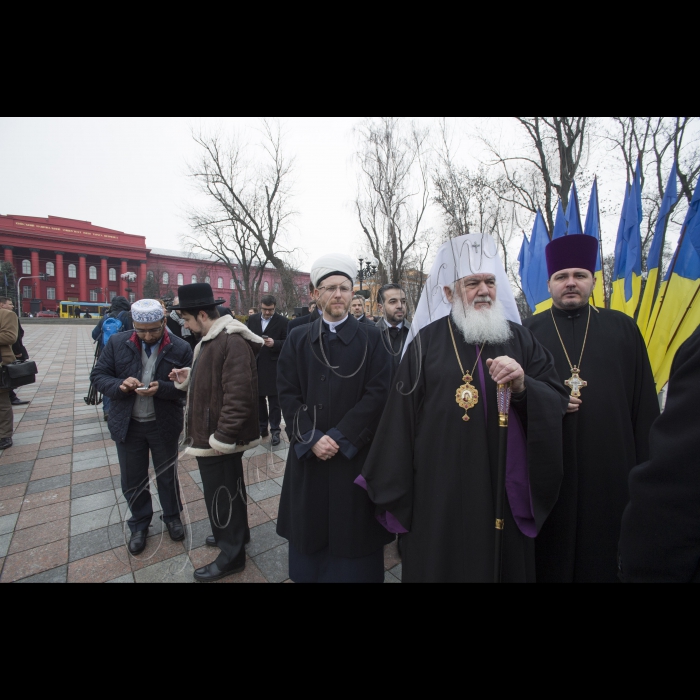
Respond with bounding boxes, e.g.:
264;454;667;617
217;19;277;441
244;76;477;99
116;420;183;534
198;453;250;569
259;395;281;433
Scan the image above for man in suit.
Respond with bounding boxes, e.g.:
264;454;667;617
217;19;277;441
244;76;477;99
375;284;411;384
0;297;30;406
247;295;288;446
351;295;373;324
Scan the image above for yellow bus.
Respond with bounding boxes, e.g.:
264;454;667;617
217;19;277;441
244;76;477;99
59;302;110;319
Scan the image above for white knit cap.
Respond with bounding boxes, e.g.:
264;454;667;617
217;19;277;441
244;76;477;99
310;253;357;288
131;299;165;324
403;233;520;358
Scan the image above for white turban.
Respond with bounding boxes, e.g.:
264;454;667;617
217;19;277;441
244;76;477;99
404;233;520;357
310;253;357;288
131;299;164;324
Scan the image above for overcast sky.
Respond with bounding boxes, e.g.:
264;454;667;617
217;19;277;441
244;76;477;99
0;117;685;274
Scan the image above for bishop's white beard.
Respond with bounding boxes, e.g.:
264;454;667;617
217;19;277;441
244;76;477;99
451;295;513;346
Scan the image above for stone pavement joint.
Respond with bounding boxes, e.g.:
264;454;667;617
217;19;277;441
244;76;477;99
0;325;402;584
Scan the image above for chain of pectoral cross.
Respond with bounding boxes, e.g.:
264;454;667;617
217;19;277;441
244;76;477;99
551;306;592;398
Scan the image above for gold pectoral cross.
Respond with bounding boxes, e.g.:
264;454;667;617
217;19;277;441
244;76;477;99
456;373;480;422
565;368;588;398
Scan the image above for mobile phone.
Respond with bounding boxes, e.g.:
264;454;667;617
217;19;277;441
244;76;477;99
135;387;149;393
263;336;269;340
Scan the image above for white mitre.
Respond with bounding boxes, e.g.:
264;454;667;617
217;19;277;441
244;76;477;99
403;233;521;358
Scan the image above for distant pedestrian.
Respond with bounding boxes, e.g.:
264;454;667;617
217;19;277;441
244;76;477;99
247;295;288;446
0;304;19;450
92;296;133;422
167;297;198;351
0;297;30;406
91;299;193;556
288;292;321;332
171;284;264;583
351;295;372;324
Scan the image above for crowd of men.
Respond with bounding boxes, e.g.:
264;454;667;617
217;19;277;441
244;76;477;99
2;232;698;583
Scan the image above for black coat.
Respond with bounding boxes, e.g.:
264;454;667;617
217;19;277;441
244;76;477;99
288;310;322;332
247;313;288;397
91;329;194;446
619;326;700;583
276;315;394;559
12;314;28;361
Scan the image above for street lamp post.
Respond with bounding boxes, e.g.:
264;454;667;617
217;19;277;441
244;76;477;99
357;258;378;293
17;274;48;315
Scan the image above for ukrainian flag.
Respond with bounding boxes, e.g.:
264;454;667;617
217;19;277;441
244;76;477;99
525;210;554;315
638;163;679;336
611;162;643;317
518;233;535;312
584;178;606;309
646;179;700;391
565;182;584;235
552;200;567;239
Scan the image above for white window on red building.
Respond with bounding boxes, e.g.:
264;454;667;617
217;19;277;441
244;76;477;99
109;268;117;282
263;282;269;293
129;293;136;303
205;276;211;285
22;260;31;275
23;286;32;299
230;279;235;290
178;274;184;286
192;276;198;284
110;291;117;301
47;288;56;300
68;265;77;279
163;273;170;285
218;278;224;289
46;262;55;277
89;266;97;280
90;290;98;302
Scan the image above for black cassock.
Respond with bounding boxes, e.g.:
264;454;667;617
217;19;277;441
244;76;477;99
277;316;394;574
525;306;660;583
362;317;568;583
619;326;700;583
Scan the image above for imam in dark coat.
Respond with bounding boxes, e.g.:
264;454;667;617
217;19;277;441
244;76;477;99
619;326;700;583
277;315;394;568
525;306;660;583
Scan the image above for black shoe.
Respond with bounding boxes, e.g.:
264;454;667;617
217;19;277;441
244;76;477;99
206;536;217;548
261;430;270;439
11;399;29;406
164;518;185;542
0;438;12;450
128;531;148;556
194;560;245;583
271;431;281;447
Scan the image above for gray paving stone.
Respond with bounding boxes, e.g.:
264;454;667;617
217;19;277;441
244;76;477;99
73;434;104;445
17;565;68;584
26;474;71;494
10;430;45;439
69;523;126;563
37;446;73;459
254;543;289;584
384;571;401;584
107;573;134;584
71;506;123;536
73;448;108;464
0;532;11;557
190;470;202;486
184;518;213;551
71;490;117;516
47;417;74;425
247;480;282;503
74;418;101;427
0;460;35;477
389;564;402;581
0;513;19;536
71;477;115;499
135;554;194;584
247;521;287;558
11;435;42;447
72;456;110;472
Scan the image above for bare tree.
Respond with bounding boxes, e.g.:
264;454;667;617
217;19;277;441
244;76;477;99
186;118;299;305
483;117;592;234
355;117;431;285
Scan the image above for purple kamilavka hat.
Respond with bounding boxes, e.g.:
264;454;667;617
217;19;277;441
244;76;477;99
546;234;599;278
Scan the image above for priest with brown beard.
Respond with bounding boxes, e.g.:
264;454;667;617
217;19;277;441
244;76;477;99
361;234;568;583
524;234;659;583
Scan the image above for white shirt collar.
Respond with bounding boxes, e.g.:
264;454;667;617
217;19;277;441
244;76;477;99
326;315;349;333
261;317;272;331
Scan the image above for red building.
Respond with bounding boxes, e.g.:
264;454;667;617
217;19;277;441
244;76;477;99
0;214;311;314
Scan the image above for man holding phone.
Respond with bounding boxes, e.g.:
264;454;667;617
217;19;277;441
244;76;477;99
91;299;193;556
247;295;288;447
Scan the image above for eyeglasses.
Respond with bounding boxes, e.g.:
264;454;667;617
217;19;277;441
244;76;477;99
134;322;166;336
318;285;354;296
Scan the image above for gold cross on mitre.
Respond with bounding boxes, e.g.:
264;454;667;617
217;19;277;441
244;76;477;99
565;369;588;398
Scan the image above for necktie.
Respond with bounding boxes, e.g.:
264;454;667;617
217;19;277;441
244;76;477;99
389;327;400;341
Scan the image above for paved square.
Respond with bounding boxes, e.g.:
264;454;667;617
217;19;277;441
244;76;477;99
0;324;402;583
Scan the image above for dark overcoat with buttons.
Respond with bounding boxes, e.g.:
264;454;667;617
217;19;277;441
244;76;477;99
276;315;394;559
246;313;288;397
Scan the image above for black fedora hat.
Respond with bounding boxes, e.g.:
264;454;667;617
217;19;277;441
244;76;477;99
171;283;225;311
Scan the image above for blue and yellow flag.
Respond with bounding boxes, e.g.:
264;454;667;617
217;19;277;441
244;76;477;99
565;183;584;235
525;210;554;315
638;163;679;337
646;179;700;391
518;233;535;312
552;200;567;240
610;184;630;313
584;178;606;308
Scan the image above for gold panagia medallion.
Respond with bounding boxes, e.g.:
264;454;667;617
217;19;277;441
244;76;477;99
456;373;480;422
565;368;588;398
